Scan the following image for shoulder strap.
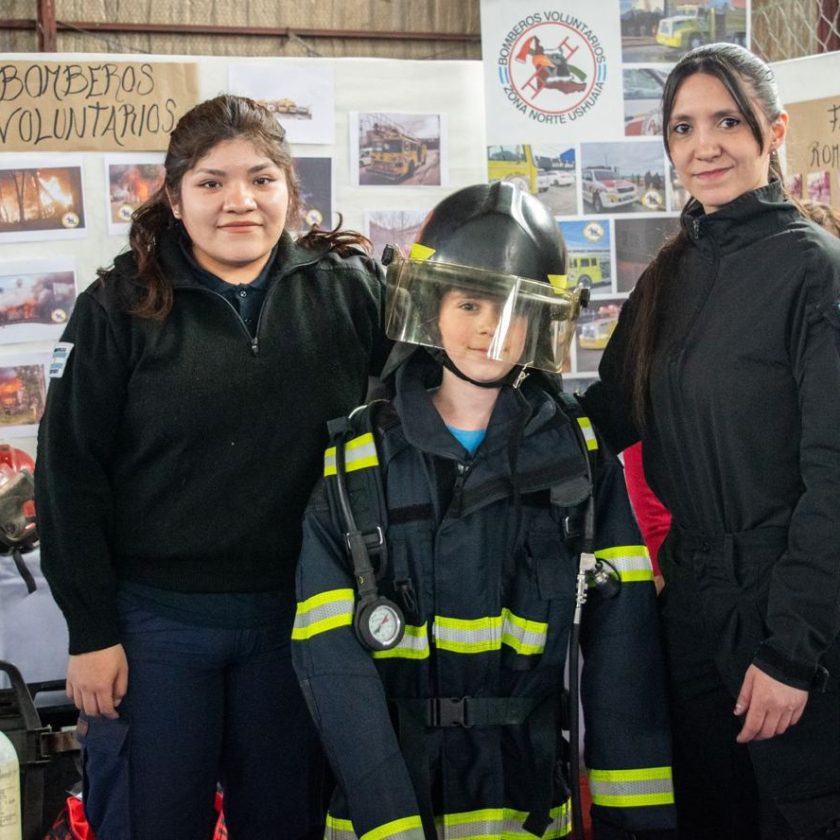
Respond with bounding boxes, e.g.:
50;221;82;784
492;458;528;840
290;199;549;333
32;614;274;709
552;391;597;555
325;400;391;581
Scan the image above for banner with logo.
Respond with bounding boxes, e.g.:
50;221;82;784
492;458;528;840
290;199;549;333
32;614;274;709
479;0;758;388
481;1;623;144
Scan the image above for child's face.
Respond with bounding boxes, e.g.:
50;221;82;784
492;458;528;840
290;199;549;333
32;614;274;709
437;288;528;382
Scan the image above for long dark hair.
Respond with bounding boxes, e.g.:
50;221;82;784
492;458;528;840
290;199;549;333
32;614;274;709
627;43;788;426
109;95;370;319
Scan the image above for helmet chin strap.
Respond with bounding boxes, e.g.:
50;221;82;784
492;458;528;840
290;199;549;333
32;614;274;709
426;348;529;390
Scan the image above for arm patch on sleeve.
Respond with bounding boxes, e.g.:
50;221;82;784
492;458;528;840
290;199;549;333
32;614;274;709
49;342;74;378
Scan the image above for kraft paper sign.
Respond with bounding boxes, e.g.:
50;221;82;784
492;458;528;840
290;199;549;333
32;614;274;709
784;96;840;198
0;60;200;152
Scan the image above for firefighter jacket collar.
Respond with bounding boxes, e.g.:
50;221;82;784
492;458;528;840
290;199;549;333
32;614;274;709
392;352;563;461
681;180;799;256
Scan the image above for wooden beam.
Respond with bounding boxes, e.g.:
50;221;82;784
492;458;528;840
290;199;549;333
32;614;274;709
36;0;57;51
0;18;479;43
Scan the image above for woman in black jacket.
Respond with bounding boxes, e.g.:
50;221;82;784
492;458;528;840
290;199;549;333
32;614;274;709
582;44;840;840
35;94;387;840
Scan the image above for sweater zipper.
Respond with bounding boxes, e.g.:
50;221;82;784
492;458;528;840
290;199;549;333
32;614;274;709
175;250;324;357
182;286;257;352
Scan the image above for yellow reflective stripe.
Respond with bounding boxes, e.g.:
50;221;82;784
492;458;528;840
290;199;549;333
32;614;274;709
325;813;356;839
372;623;430;660
292;588;354;640
324;432;379;477
439;800;572;838
588;766;675;808
434;614;502;654
360;815;425;840
501;608;548;656
433;611;548;656
576;416;598;450
594;545;653;582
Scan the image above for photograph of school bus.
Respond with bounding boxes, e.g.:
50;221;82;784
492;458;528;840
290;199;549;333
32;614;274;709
621;0;747;62
355;112;443;187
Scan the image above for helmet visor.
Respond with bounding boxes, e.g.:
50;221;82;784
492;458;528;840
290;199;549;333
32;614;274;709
384;251;585;374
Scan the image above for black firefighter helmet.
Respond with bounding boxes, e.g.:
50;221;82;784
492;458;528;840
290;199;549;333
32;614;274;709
382;181;587;384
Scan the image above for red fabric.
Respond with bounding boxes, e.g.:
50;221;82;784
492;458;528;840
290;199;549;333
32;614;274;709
45;794;228;840
213;791;227;839
622;442;671;575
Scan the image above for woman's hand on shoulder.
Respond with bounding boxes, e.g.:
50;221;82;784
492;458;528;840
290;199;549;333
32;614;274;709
66;644;129;719
734;664;808;743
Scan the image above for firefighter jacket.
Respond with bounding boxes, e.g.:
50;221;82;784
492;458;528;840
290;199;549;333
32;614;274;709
36;227;387;654
292;352;676;840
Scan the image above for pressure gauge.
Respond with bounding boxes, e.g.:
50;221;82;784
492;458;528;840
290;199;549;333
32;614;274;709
355;597;405;651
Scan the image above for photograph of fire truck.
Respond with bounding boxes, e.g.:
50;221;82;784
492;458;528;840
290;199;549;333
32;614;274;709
356;112;443;186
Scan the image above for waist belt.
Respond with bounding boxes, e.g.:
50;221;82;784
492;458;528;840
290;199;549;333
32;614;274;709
399;694;543;728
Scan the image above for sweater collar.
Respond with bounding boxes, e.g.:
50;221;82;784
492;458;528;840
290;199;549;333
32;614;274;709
146;227;330;289
681;181;799;255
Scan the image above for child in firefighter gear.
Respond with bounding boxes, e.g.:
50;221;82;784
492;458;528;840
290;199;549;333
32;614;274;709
35;95;386;840
292;182;677;840
581;44;840;840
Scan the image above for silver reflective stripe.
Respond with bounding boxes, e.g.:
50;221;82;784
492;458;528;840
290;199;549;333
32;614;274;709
433;615;502;654
594;545;653;583
501;608;548;655
576;416;598;450
325;815;425;840
588;767;675;808
373;623;430;660
324;433;379;477
439;801;572;838
292;589;354;640
361;817;426;840
325;814;356;840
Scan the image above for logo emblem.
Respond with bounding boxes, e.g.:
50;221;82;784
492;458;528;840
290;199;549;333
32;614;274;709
497;13;606;125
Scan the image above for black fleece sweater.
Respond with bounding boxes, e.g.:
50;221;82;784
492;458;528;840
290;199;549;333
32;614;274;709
35;229;387;654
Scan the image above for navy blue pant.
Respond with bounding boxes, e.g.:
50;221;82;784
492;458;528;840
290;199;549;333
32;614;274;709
77;595;326;840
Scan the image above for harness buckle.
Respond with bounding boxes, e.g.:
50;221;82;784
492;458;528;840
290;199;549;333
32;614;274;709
344;526;385;556
429;696;471;728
